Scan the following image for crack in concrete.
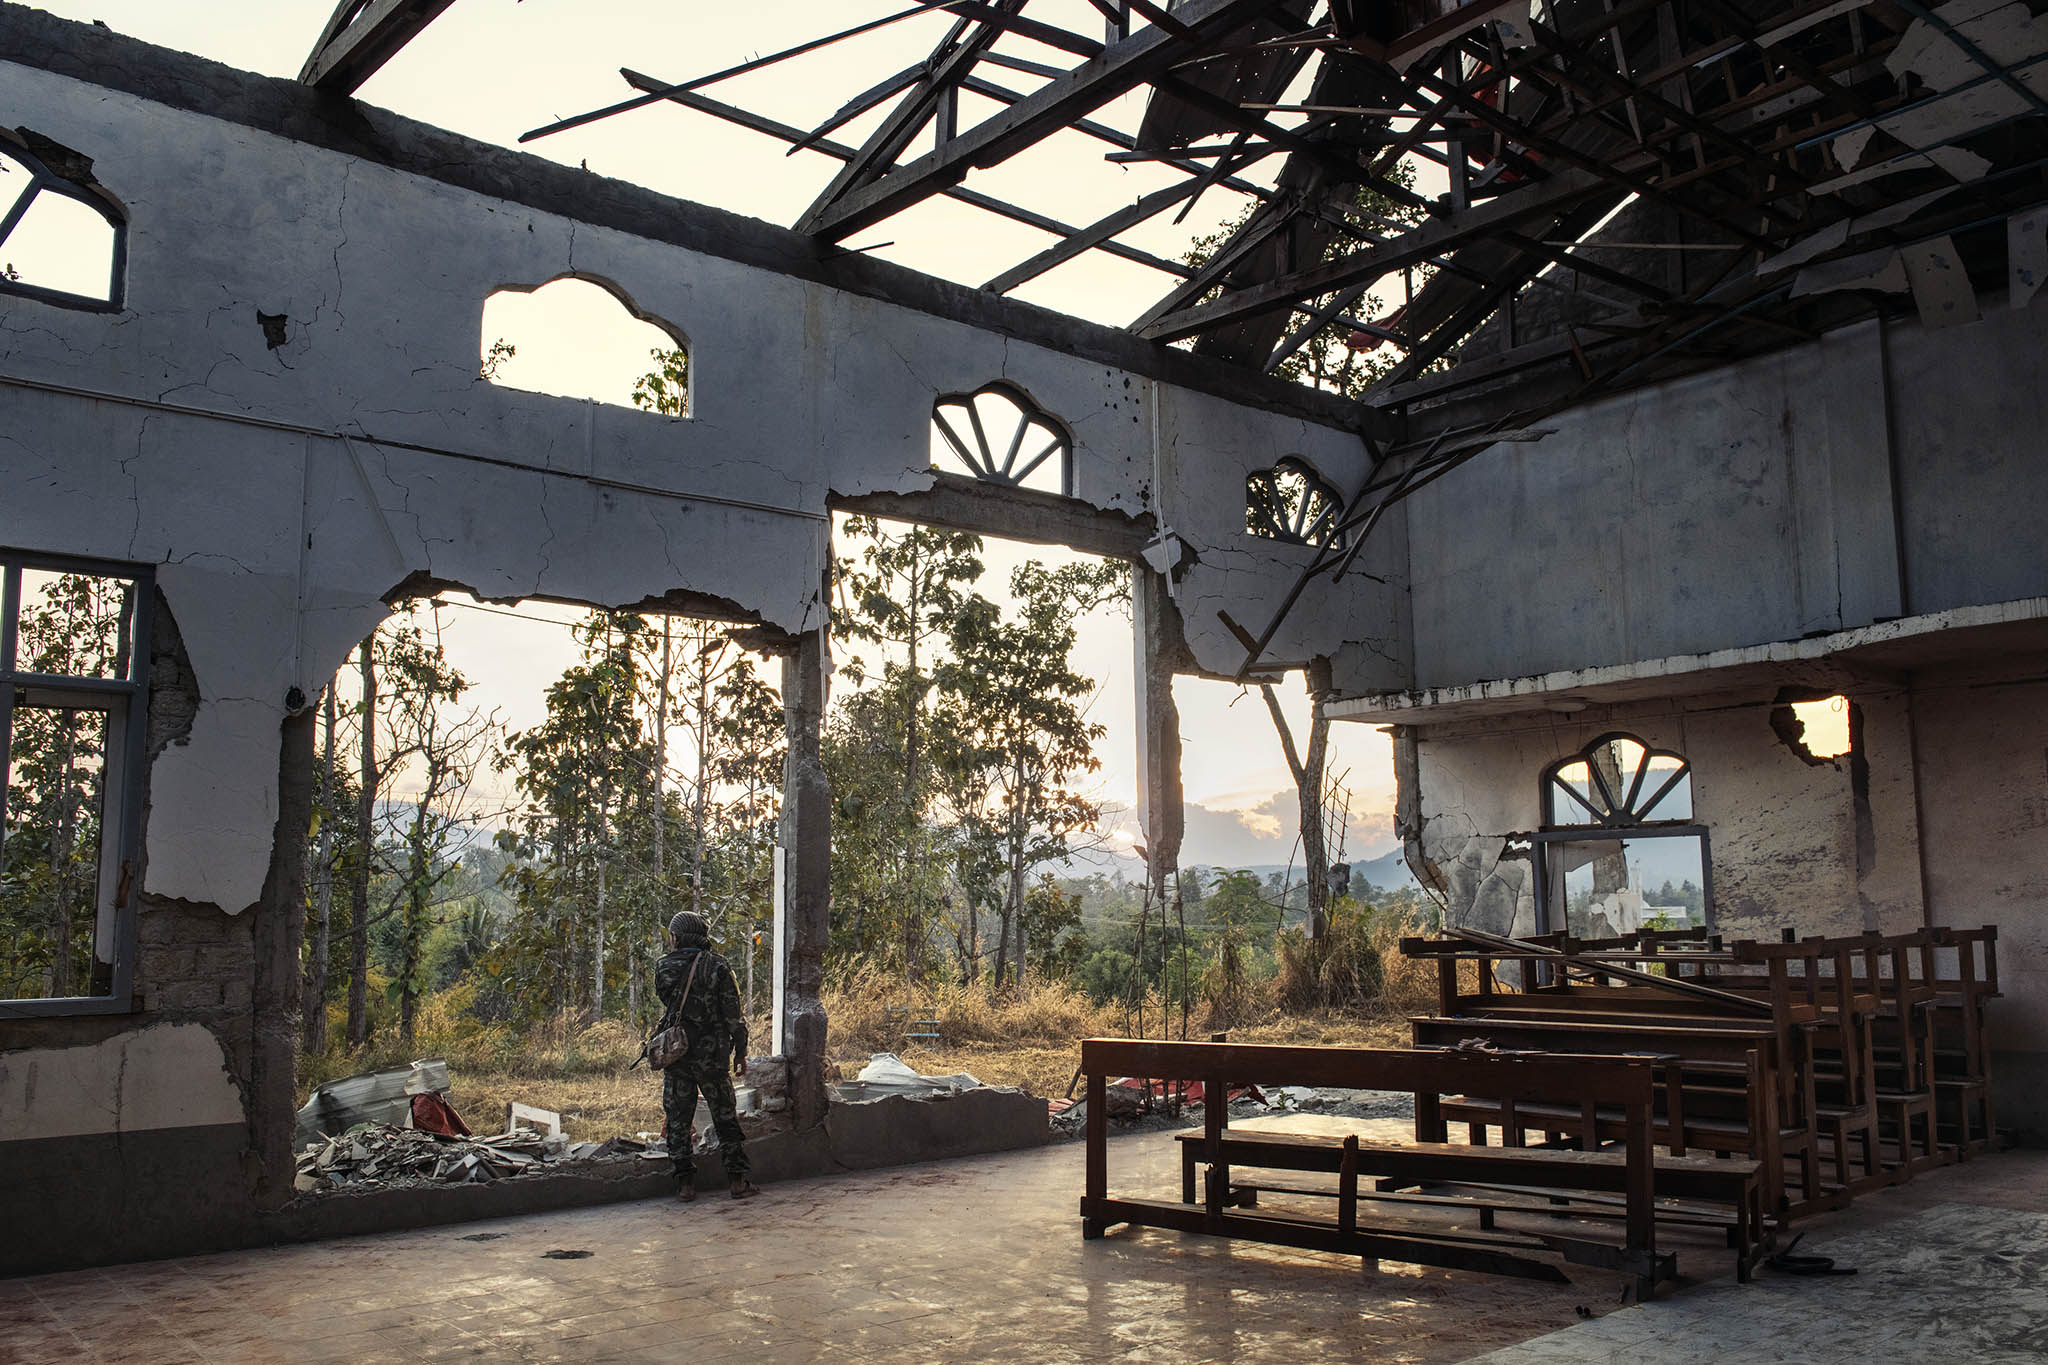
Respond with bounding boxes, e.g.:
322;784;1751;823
328;163;352;330
532;471;556;595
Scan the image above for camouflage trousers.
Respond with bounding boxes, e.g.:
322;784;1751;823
662;1046;750;1183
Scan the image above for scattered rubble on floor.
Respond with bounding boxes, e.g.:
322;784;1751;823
292;1122;683;1191
829;1052;988;1102
294;1059;453;1148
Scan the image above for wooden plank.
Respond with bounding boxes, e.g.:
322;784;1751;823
1136;167;1610;342
1083;1196;1573;1283
618;72;1196;285
299;0;457;94
1083;1069;1106;1237
1081;1038;1654;1107
798;0;1028;229
798;0;1280;239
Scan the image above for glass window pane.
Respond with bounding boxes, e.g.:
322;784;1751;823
1549;835;1708;938
2;702;110;999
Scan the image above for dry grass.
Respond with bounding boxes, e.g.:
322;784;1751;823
301;916;1439;1137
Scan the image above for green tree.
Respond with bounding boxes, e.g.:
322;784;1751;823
1179;162;1427;401
831;515;985;981
493;612;656;1021
935;558;1125;988
0;571;132;999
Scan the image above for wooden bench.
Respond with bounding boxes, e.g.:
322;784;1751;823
1409;1014;1817;1215
1172;1116;1768;1282
1079;1038;1678;1298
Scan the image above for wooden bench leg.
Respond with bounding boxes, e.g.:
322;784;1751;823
1338;1135;1359;1237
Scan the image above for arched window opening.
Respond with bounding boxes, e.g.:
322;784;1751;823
1534;732;1711;938
480;276;689;413
0;143;124;310
1246;458;1345;549
1543;733;1692;827
930;383;1072;496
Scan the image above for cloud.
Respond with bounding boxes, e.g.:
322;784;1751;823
1169;790;1402;871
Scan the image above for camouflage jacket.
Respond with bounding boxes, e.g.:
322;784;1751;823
654;946;747;1058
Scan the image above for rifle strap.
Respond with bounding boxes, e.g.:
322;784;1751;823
663;953;703;1032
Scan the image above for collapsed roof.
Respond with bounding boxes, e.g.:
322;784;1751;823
297;0;2048;673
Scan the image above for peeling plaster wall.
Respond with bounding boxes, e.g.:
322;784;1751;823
0;52;1398;918
0;20;1412;1265
1151;388;1411;690
1398;305;2048;694
0;1022;242;1142
1401;687;1928;946
1909;662;2048;1130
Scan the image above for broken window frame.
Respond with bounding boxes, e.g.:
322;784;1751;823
1531;732;1713;937
1245;457;1347;550
1;549;153;1015
930;382;1075;497
0;141;127;313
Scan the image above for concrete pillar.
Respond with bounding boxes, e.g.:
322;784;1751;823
777;627;831;1129
1132;565;1184;896
251;702;317;1208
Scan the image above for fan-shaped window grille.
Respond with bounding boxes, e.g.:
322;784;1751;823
0;143;124;310
930;384;1072;496
1543;733;1693;828
1246;458;1344;549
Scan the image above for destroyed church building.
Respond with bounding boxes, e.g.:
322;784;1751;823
1;0;2045;1272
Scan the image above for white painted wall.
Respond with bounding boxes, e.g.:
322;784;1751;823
0;1023;243;1142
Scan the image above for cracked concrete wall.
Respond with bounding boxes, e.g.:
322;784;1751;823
0;25;1414;1244
1149;387;1413;692
1397;306;2048;694
0;53;1401;919
1908;657;2048;1130
1400;687;1929;943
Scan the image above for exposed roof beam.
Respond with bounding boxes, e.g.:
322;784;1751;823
797;1;1027;230
621;70;1194;282
299;0;455;94
1137;167;1611;342
795;0;1280;240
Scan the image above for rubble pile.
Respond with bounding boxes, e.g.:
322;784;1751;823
294;1123;663;1191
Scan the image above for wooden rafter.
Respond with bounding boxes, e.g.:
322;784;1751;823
299;0;455;94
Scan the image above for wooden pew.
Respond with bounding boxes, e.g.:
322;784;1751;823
1077;1038;1688;1299
1925;926;2000;1154
1408;1014;1813;1216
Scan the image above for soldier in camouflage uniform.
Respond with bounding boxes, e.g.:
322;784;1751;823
654;911;758;1201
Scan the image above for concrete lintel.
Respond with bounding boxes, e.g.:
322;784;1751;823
1328;596;2048;727
833;474;1155;562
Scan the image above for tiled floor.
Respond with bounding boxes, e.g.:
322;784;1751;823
4;1134;2044;1364
1465;1200;2048;1364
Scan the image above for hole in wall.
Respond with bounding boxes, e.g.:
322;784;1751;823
479;275;688;412
1770;690;1852;765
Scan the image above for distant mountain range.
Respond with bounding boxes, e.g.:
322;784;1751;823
1056;837;1418;892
